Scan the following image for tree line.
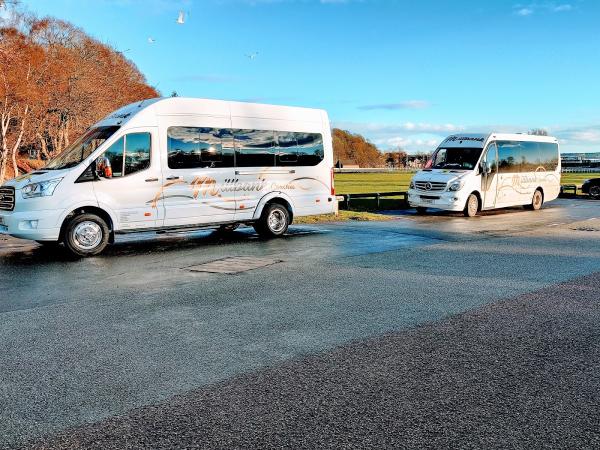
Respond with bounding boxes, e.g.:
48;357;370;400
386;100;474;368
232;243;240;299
0;8;158;183
0;5;420;183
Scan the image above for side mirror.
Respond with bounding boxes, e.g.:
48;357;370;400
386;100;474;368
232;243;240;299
95;156;113;178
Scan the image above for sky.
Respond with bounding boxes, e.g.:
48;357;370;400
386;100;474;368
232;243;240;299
16;0;600;154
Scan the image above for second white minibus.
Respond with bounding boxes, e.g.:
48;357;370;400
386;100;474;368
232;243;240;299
408;133;561;217
0;98;336;256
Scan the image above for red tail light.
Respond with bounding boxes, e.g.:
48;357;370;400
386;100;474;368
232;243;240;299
330;167;335;195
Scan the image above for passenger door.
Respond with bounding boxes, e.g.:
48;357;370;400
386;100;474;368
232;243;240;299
481;142;499;209
233;129;276;221
92;129;164;230
162;126;236;227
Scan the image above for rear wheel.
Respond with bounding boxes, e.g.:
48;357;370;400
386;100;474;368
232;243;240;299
527;189;544;210
590;185;600;200
415;207;428;215
63;213;110;257
253;203;290;237
464;193;479;217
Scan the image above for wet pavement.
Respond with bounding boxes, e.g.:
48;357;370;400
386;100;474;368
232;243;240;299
1;198;600;448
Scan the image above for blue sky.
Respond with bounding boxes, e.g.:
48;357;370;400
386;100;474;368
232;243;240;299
19;0;600;153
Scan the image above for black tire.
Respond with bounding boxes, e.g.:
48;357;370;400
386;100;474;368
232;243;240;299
526;189;544;211
464;193;480;217
589;185;600;200
415;207;428;214
63;213;110;257
253;203;290;237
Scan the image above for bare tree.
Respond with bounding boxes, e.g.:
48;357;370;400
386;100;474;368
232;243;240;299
529;128;549;136
0;11;158;182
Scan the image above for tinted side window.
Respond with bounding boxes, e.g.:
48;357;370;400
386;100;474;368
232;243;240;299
103;137;124;177
124;133;151;175
167;127;234;169
498;141;559;173
498;141;521;173
275;132;298;166
539;142;559;170
296;133;324;166
234;129;276;167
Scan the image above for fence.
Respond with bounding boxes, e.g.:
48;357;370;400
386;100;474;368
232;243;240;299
561;167;600;173
338;191;408;210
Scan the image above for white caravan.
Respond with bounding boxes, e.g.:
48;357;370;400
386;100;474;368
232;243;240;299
0;98;336;256
408;133;561;217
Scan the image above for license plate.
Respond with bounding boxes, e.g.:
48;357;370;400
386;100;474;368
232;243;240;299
420;198;433;204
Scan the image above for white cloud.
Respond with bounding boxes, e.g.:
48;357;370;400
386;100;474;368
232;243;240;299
358;100;431;111
552;4;573;12
513;3;574;16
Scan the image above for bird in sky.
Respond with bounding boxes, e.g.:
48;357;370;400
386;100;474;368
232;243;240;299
246;52;259;60
147;37;155;44
176;11;185;24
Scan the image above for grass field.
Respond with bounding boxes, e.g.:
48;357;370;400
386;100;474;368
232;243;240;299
335;171;594;194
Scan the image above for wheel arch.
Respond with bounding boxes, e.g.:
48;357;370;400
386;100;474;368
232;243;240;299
59;205;115;242
253;192;295;223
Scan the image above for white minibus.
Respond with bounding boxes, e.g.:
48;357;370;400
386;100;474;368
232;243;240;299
408;133;561;217
0;98;336;256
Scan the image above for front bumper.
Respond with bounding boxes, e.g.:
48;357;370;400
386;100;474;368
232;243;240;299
0;209;62;241
407;189;466;212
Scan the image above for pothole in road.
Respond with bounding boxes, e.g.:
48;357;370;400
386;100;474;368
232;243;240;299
186;256;283;274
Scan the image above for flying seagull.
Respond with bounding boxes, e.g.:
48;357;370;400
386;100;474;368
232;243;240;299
245;52;259;60
148;37;155;44
176;11;185;24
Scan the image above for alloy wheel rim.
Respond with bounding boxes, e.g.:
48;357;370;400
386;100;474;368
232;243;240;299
268;210;286;233
72;221;102;250
590;186;600;198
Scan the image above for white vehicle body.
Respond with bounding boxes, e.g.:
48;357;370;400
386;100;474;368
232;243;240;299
0;98;335;252
407;133;561;214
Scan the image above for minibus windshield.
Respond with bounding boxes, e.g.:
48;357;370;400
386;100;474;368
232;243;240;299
429;147;483;170
44;126;120;170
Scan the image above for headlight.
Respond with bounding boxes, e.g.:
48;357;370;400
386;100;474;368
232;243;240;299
409;180;415;189
22;178;63;199
448;181;464;192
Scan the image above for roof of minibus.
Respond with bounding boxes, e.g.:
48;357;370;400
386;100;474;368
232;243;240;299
93;97;328;129
440;133;558;148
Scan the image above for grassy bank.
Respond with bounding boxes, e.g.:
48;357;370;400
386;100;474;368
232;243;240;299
294;210;393;224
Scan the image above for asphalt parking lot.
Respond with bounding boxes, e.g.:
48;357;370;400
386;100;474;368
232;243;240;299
1;198;600;449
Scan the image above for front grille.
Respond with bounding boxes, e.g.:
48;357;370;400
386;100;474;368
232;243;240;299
414;181;447;192
0;186;15;211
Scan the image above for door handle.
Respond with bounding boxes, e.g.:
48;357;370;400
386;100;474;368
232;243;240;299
145;177;159;182
166;176;180;180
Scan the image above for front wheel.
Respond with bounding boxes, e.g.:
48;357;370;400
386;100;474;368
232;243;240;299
464;193;480;217
253;203;290;237
63;213;110;257
589;185;600;200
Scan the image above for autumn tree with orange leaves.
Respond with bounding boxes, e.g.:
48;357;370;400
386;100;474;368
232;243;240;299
0;9;158;182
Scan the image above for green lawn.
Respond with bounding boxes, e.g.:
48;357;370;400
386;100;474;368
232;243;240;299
334;172;414;194
334;171;593;194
